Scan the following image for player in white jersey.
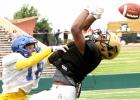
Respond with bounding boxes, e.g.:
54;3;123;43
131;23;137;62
0;35;68;100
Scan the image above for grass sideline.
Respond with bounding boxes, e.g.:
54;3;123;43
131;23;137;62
78;88;140;100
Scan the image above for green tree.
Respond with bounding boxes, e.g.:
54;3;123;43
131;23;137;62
13;4;53;32
36;18;52;32
14;4;39;19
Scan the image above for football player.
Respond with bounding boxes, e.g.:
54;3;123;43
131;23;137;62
0;35;68;100
30;8;121;100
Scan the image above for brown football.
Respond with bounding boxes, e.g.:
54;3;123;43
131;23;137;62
118;3;140;19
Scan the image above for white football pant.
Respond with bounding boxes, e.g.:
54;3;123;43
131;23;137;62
30;84;76;100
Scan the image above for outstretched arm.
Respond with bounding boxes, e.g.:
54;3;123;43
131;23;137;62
71;9;96;54
16;48;52;70
16;45;68;70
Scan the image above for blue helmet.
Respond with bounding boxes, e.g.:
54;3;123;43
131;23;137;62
11;35;40;57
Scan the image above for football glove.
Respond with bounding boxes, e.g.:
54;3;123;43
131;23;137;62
51;45;69;52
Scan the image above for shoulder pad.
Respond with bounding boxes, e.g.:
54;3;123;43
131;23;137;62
2;53;24;66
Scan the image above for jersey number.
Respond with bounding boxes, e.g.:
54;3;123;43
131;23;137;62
26;62;43;81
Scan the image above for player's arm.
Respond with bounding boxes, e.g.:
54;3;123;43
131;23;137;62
71;9;95;54
16;45;68;70
16;47;52;70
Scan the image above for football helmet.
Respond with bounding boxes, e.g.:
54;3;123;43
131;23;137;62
85;29;121;59
11;35;40;57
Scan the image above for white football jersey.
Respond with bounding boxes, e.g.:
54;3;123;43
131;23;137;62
2;53;46;94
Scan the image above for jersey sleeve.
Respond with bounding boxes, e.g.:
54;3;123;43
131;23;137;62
2;53;24;67
16;47;52;70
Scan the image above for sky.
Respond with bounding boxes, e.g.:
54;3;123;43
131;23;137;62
0;0;140;32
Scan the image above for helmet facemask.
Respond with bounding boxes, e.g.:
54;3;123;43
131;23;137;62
24;43;38;54
85;29;121;59
96;31;121;59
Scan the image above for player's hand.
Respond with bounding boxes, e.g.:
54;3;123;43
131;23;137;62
85;5;104;19
91;8;104;19
52;45;69;52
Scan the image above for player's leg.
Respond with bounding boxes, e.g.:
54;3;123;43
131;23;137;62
1;89;27;100
0;94;4;100
30;84;76;100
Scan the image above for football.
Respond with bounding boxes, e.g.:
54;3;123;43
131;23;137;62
118;3;140;19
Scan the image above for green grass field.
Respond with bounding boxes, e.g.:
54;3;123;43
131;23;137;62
78;88;140;100
78;44;140;99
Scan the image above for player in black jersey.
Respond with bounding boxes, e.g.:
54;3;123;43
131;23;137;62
30;8;121;100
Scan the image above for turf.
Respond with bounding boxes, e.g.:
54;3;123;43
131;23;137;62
78;88;140;100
